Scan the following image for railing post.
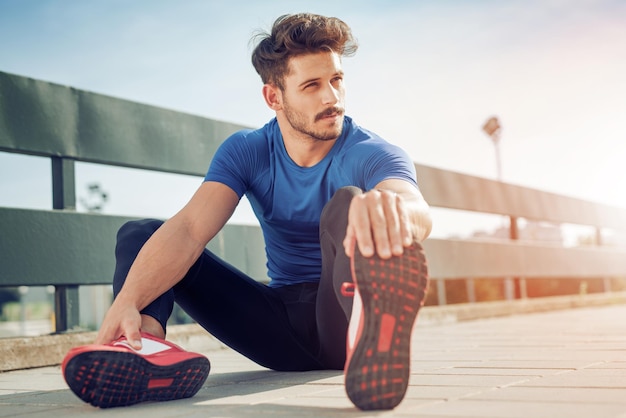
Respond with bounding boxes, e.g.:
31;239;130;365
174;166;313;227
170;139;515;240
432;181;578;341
437;279;447;305
55;285;80;333
519;278;528;299
594;226;613;293
595;226;602;246
507;216;519;300
52;156;76;210
51;156;80;332
466;278;476;303
504;278;515;301
509;216;519;240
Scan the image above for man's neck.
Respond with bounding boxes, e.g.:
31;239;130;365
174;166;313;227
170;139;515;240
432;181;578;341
282;134;336;167
277;116;339;167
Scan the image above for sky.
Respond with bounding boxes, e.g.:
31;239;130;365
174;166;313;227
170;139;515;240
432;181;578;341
1;0;625;239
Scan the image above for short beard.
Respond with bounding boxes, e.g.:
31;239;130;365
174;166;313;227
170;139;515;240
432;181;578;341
283;104;345;142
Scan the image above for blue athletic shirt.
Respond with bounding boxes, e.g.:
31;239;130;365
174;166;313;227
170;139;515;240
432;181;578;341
204;116;418;287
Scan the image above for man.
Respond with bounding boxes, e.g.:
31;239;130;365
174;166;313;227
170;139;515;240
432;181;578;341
62;13;432;411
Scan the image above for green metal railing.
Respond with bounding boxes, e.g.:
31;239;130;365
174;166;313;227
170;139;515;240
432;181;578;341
2;70;626;333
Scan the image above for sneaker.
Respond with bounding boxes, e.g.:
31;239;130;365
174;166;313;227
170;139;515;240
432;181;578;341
344;242;429;410
62;332;210;408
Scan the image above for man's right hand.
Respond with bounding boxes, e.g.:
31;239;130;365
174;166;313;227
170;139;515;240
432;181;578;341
94;301;143;350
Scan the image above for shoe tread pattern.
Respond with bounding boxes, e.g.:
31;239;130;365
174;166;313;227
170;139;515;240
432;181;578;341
345;243;428;410
63;350;210;408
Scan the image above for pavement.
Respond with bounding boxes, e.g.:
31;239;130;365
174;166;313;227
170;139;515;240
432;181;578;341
1;304;626;418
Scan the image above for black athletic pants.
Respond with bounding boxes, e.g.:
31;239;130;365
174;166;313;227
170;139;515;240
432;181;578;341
112;187;361;371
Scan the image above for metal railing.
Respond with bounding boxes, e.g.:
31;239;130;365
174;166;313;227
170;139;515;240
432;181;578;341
2;70;626;333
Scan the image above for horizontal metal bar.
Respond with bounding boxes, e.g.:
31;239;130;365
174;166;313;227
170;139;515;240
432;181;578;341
416;164;626;230
0;207;268;287
0;71;249;177
422;238;626;279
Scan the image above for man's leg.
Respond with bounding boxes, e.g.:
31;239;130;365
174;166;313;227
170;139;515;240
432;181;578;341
63;218;209;408
114;219;323;371
316;186;361;369
172;251;323;371
316;187;430;410
113;219;174;335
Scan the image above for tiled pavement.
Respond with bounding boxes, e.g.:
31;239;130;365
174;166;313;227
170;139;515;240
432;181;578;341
1;304;626;417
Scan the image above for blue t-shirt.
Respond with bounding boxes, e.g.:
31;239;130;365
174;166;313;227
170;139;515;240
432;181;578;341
204;116;417;287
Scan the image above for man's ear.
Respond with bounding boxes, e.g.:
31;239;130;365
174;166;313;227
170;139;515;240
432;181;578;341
262;84;282;111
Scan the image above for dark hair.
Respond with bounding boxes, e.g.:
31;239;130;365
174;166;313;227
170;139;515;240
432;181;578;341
251;13;358;90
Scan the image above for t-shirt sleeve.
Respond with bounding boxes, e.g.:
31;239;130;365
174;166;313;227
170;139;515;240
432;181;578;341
203;130;255;198
353;141;418;191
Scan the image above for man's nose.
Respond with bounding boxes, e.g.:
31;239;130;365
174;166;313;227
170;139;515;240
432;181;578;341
321;83;340;105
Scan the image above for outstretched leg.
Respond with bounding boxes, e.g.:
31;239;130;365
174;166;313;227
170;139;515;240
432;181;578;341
316;186;430;410
316;186;362;368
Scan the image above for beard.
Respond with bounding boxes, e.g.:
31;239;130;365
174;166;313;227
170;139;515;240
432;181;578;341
283;101;345;142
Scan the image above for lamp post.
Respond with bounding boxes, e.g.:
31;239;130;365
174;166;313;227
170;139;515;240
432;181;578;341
482;116;502;181
481;116;523;300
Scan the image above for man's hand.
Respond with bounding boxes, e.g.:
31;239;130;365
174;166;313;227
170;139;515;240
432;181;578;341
95;300;143;350
343;180;431;259
344;189;412;259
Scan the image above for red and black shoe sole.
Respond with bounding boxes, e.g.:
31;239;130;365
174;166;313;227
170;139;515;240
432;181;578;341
63;350;210;408
345;243;429;410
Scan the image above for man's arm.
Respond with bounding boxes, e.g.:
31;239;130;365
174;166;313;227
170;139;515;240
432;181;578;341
343;178;432;259
95;181;240;347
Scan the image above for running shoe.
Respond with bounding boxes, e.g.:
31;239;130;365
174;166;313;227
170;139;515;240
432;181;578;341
62;332;210;408
344;242;429;410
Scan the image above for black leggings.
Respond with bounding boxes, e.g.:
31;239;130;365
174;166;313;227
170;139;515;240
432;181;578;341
112;187;361;371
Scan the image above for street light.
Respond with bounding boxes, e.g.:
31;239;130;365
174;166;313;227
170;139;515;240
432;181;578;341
482;116;502;181
482;116;521;300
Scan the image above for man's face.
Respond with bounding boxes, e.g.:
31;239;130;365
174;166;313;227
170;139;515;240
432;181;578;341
279;51;346;142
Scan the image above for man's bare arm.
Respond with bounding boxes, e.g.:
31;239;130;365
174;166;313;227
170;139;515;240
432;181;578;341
95;181;240;346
